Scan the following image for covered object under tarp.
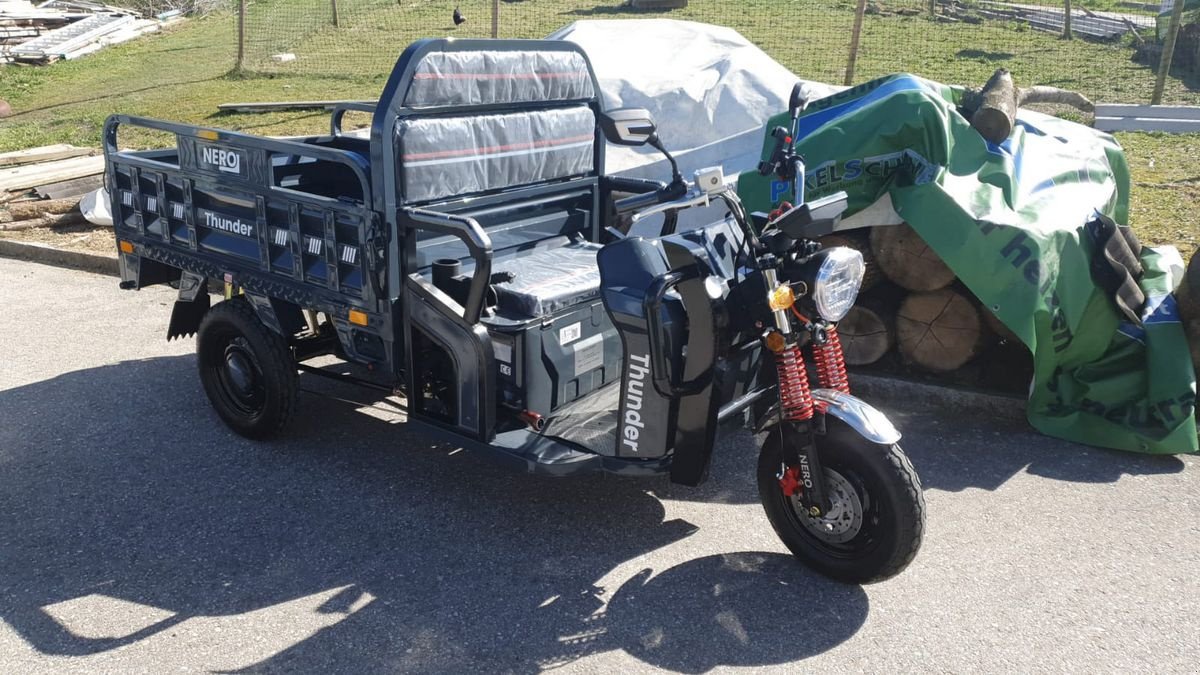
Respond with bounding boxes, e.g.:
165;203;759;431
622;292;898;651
557;20;1197;454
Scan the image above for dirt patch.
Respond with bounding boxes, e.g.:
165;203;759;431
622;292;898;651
0;224;116;256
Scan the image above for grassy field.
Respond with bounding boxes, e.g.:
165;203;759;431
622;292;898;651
0;0;1195;250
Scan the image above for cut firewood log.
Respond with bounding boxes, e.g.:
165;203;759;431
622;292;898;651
896;287;984;372
0;195;82;222
837;283;903;366
869;223;956;291
960;68;1094;144
819;229;881;291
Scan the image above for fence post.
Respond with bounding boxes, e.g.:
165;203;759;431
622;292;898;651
928;0;935;17
492;0;499;38
1152;0;1187;104
237;0;245;72
331;0;340;28
1063;0;1073;40
845;0;868;86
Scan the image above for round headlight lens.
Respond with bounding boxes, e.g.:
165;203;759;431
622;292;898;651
812;247;865;322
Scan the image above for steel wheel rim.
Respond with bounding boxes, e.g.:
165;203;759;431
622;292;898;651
215;337;265;416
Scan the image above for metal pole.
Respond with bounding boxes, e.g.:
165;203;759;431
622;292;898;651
1152;0;1187;104
1063;0;1073;40
492;0;499;38
845;0;868;86
237;0;245;71
331;0;340;28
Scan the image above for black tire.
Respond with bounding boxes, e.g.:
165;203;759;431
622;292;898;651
757;422;925;584
196;297;297;439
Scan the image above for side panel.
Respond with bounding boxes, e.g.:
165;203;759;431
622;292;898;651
598;238;678;459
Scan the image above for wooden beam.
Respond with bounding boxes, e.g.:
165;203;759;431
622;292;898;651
0;155;104;193
218;100;372;113
1095;104;1200;119
0;144;94;168
1094;117;1200;133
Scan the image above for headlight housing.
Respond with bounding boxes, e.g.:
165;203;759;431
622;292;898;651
794;247;865;322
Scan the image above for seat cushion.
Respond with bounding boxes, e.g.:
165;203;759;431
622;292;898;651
395;106;596;203
491;242;602;317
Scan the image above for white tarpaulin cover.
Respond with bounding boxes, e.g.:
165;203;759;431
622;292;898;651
550;19;844;181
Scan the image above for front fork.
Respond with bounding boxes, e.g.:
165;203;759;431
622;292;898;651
763;270;851;517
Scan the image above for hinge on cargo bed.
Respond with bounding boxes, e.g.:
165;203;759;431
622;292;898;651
367;211;389;298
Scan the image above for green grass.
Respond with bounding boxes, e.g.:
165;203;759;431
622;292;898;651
0;0;1196;250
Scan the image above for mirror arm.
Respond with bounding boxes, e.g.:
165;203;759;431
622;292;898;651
648;135;684;187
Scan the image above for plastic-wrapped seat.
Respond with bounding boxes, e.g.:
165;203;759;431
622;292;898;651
490;241;602;318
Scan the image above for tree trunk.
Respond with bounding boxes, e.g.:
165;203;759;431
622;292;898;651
0;196;81;222
896;287;984;372
820;229;881;291
869;223;956;291
0;211;88;231
960;69;1093;144
970;68;1018;144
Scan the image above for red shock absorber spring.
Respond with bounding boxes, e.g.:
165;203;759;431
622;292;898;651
812;326;851;394
775;343;815;421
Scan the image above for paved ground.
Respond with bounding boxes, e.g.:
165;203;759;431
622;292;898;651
1;256;1198;673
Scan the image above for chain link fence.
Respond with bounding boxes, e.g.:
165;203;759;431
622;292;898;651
232;0;1199;104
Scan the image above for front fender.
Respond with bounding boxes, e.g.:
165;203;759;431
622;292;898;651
754;389;901;445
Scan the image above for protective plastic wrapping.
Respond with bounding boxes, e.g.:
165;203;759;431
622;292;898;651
395;105;596;203
491;242;603;317
403;49;596;108
551;20;844;181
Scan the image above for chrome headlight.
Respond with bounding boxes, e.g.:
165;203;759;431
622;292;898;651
805;247;865;322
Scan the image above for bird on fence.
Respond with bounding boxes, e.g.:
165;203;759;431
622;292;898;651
453;7;466;26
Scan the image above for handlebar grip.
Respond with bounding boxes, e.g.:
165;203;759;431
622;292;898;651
614;190;662;215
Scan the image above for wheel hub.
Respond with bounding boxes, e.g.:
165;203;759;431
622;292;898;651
225;350;255;395
791;469;863;544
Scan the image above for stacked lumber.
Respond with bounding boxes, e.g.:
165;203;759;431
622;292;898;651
937;0;1153;40
0;1;180;66
0;145;105;226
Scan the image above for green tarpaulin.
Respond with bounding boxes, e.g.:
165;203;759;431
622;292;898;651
737;74;1197;454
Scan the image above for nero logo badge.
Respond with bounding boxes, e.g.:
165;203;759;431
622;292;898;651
199;143;244;176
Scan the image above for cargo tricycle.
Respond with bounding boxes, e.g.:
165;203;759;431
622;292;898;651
105;38;924;582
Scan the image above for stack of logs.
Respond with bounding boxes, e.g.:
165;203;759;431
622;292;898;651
823;224;1026;381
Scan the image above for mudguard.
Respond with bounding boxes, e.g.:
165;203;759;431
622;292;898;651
755;389;901;445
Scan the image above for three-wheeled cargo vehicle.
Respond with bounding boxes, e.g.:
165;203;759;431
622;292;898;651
105;38;924;583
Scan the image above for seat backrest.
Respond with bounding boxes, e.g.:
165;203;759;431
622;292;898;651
371;39;606;268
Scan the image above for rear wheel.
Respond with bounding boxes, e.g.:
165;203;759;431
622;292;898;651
757;422;924;584
196;298;297;439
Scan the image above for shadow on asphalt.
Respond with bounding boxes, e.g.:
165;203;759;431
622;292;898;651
0;356;868;672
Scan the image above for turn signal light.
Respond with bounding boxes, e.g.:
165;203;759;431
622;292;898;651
767;285;795;311
118;240;134;254
348;309;369;326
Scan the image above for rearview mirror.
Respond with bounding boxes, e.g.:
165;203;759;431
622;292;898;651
789;82;807;117
599;108;658;147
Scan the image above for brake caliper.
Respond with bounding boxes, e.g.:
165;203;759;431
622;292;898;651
779;465;803;497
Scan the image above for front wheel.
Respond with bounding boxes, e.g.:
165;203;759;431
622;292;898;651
757;422;925;584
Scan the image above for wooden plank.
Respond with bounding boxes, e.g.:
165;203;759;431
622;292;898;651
217;99;371;113
35;173;102;199
1095;104;1200;120
0;155;104;192
0;143;93;167
1094;117;1200;133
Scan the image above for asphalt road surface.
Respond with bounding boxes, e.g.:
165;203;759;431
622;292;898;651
1;257;1198;673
